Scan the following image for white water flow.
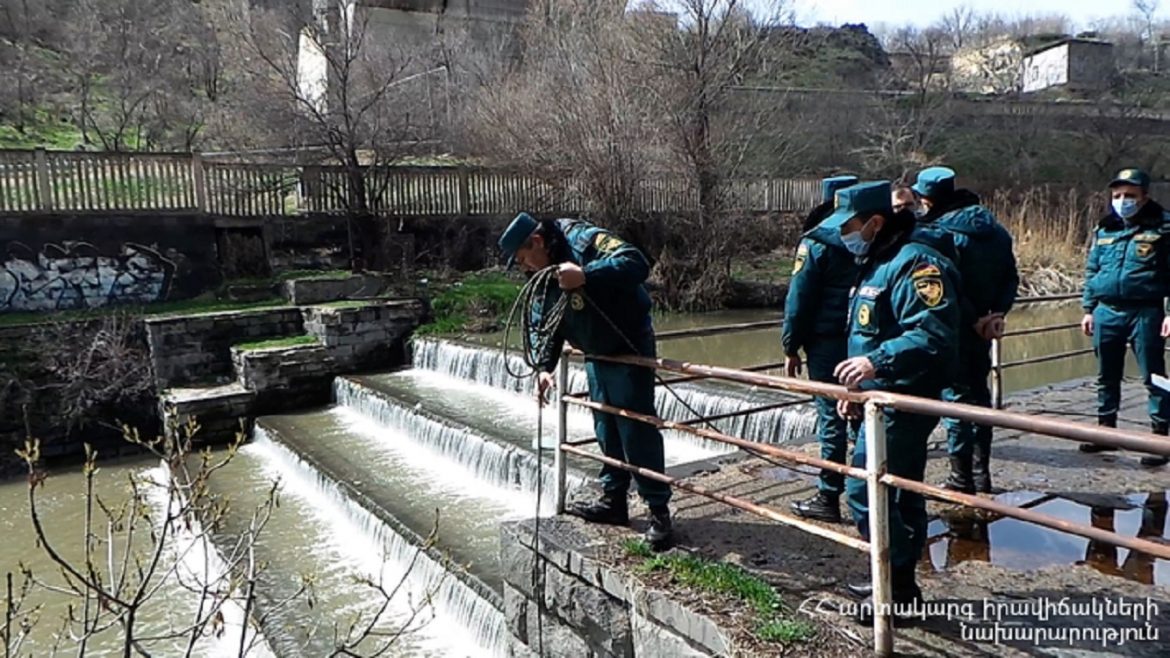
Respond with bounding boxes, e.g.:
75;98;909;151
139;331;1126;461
141;464;276;658
411;337;817;448
248;429;507;657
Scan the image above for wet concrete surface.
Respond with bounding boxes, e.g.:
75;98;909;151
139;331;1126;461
563;377;1170;656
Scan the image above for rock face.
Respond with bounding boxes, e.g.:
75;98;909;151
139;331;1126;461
500;518;743;657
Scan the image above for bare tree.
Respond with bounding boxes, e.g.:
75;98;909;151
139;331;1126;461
231;0;451;271
1134;0;1162;71
854;27;954;179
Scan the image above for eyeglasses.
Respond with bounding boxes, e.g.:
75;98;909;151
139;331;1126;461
893;203;913;212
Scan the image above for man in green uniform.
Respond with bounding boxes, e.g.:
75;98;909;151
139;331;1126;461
823;181;961;611
784;175;859;523
498;212;674;547
1080;168;1170;467
912;166;1019;492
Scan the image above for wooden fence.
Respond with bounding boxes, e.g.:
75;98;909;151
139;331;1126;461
0;149;821;217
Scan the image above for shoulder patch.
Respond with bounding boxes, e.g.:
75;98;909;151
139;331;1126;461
913;276;944;307
910;262;941;280
796;242;809;257
593;232;625;254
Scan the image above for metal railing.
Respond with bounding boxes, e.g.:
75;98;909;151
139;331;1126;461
547;350;1170;656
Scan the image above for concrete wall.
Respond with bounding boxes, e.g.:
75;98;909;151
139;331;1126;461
146;307;306;389
501;518;739;657
0;213;221;313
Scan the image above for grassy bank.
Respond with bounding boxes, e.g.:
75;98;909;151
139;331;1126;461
623;539;814;646
417;272;522;336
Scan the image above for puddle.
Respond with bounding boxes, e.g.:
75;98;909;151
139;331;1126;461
927;490;1170;586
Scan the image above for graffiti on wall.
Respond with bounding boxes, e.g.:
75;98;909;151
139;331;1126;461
0;241;178;312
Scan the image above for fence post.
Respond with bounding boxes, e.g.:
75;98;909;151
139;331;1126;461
33;148;52;211
191;152;207;212
865;400;894;657
554;353;569;514
990;338;1003;410
457;167;471;216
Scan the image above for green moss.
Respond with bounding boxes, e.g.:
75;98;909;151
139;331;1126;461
0;297;288;328
277;269;353;282
622;540;813;644
234;335;318;351
416;273;522;336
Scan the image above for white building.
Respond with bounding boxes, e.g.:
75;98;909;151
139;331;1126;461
1022;38;1115;94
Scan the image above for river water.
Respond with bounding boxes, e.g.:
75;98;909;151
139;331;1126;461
0;300;1151;657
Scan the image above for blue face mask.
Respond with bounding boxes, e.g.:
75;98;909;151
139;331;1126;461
841;229;871;256
1113;197;1140;220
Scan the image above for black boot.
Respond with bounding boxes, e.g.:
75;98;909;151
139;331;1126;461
568;493;629;526
645;505;673;551
790;491;842;523
941;455;975;494
1080;417;1119;453
972;443;993;494
1141;423;1170;467
848;564;923;622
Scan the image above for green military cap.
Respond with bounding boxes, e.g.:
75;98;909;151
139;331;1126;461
821;175;859;203
1109;168;1151;190
498;212;539;269
820;181;893;230
911;166;956;199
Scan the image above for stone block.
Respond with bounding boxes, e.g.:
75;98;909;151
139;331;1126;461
633;589;732;656
524;601;594;658
500;528;538;595
630;610;710;658
503;582;529;644
541;560;632;657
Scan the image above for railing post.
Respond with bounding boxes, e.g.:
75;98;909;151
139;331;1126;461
457;167;471;216
191;152;207;213
554;354;569;514
990;338;1003;410
865;400;894;657
33;148;52;211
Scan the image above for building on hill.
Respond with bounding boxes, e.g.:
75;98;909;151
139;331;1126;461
1022;38;1116;94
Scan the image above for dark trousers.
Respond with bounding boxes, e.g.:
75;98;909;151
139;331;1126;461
944;335;992;460
806;337;850;495
585;335;671;507
845;408;937;569
1092;304;1170;428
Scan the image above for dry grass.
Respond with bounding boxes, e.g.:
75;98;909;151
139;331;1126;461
985;186;1098;296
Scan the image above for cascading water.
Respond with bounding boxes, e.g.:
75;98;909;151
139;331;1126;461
252;429;507;657
334;377;588;508
410;337;818;447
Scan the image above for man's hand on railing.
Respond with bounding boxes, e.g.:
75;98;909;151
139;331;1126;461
1080;313;1095;337
784;352;803;377
834;356;875;388
536;371;556;407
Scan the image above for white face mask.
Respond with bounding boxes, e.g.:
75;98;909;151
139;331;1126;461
1113;197;1140;220
841;227;872;256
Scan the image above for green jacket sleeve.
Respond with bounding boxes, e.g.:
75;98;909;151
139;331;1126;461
1082;234;1100;312
993;242;1020;315
580;230;650;288
865;258;958;381
781;239;821;356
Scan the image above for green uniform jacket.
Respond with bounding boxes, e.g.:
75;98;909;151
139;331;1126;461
925;190;1019;320
532;219;654;372
782;218;860;355
1082;200;1170;314
847;227;961;394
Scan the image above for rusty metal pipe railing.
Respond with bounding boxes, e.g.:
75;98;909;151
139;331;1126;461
1002;321;1081;338
998;347;1096;370
559;443;871;552
883;474;1170;560
572;351;1170;456
676;398;812;426
564;396;870;480
568;360;789;399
